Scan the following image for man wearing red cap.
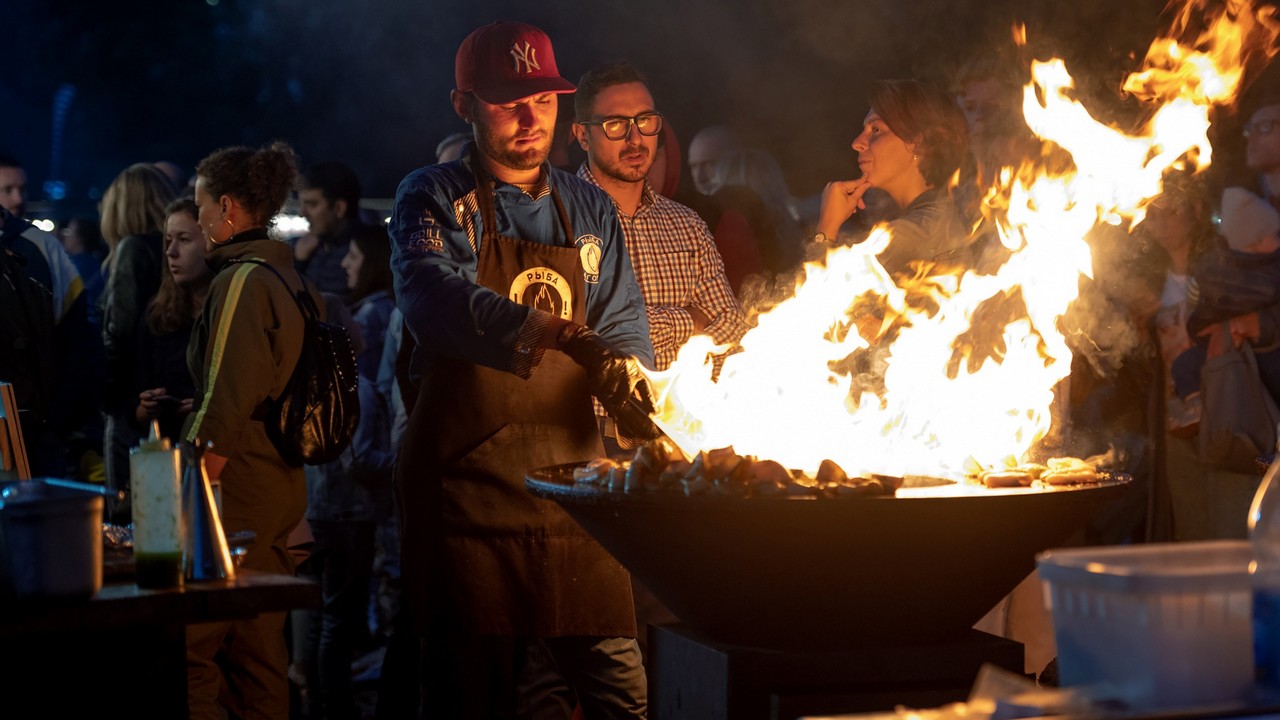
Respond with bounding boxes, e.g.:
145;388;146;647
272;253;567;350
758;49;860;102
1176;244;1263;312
388;20;654;718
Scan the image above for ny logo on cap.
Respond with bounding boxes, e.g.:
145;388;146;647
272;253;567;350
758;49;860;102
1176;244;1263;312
510;41;541;74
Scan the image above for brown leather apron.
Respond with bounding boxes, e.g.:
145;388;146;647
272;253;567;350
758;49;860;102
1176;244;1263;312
396;163;636;638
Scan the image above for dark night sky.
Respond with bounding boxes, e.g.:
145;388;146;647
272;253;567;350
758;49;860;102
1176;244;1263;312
0;0;1221;217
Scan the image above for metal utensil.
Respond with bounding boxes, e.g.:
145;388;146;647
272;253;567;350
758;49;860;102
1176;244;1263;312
38;477;126;501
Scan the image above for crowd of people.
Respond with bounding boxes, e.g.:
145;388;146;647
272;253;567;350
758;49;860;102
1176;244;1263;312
2;15;1280;720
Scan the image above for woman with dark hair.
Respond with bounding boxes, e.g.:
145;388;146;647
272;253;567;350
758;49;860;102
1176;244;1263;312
183;141;314;720
296;223;396;720
342;224;395;374
815;79;973;275
133;197;210;443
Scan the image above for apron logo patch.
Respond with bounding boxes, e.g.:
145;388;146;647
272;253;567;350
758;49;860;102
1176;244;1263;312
509;266;573;319
576;234;602;284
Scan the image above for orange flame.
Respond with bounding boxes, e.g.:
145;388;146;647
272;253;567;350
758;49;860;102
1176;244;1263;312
644;0;1280;479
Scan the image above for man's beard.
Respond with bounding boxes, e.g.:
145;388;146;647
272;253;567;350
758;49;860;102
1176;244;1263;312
476;121;550;172
596;145;652;184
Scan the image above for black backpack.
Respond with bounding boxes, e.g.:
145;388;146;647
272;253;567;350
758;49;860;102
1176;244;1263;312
0;248;55;434
232;259;360;466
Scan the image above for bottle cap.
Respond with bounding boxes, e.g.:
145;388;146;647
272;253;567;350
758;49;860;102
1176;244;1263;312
134;420;172;453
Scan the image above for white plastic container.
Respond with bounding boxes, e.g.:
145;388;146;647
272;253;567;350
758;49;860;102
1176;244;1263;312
1037;540;1253;710
130;423;183;589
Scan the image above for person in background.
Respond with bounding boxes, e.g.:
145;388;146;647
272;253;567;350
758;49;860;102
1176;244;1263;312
0;155;90;327
435;131;470;164
0;154;104;479
99;162;177;520
184;141;313;720
1244;95;1280;203
372;304;413;720
679;127;775;295
296;223;397;720
389;20;655;717
814;79;972;276
153;160;191;193
0;196;102;481
950;55;1040;271
343;225;397;378
655;125;764;295
59;217;107;324
951;57;1032;211
1120;173;1218;544
0;154;29;218
712;147;806;276
293;161;365;296
686;124;740;197
1165;190;1280;415
133;197;209;444
572;61;748;376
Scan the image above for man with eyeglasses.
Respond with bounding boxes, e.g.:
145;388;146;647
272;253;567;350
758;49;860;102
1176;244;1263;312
572;61;748;393
387;21;656;719
1245;100;1280;203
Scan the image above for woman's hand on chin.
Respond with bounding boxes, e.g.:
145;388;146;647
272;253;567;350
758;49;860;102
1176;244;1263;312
817;177;873;238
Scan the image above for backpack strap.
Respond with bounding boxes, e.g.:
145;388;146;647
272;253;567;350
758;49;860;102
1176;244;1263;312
227;257;321;324
227;258;320;419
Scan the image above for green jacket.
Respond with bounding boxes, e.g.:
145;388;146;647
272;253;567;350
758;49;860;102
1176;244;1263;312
184;231;323;573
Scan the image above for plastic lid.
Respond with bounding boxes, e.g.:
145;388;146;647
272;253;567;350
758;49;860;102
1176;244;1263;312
1037;540;1252;593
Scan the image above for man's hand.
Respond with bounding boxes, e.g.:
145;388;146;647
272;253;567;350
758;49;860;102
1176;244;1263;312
558;324;661;440
293;233;320;263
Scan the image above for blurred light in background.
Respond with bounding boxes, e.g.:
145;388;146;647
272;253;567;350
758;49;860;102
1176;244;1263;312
274;213;309;236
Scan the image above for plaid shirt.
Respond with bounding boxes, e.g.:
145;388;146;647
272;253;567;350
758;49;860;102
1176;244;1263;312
578;166;748;370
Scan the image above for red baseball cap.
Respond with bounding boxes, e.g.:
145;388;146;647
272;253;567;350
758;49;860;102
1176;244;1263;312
455;21;576;104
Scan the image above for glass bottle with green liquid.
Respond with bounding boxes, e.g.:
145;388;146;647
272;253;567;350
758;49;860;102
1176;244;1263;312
130;421;183;589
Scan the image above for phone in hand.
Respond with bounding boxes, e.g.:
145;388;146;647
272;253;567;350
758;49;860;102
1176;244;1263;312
155;395;181;411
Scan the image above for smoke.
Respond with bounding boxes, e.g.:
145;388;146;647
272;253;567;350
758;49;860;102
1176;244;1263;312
1026;228;1149;382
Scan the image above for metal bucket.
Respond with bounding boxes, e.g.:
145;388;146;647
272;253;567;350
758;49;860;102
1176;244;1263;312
0;479;103;600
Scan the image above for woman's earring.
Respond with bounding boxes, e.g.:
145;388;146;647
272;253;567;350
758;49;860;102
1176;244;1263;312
208;218;235;246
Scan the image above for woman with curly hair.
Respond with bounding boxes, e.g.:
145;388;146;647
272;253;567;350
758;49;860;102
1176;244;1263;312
183;141;317;719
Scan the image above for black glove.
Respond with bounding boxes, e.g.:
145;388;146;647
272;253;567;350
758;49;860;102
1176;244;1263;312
558;324;661;440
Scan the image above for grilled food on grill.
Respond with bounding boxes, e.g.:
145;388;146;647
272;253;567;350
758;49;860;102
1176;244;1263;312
1039;456;1099;485
575;440;900;498
974;456;1098;487
575;440;1103;497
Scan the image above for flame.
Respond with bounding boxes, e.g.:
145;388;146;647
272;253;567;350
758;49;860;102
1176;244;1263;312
642;0;1280;478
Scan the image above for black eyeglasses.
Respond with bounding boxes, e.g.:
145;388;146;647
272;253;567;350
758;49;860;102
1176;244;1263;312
579;113;663;141
1244;119;1280;139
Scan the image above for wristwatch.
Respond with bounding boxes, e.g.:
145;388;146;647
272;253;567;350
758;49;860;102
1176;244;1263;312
813;232;833;244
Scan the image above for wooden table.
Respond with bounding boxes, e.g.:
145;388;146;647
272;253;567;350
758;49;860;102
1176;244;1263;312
0;572;319;717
